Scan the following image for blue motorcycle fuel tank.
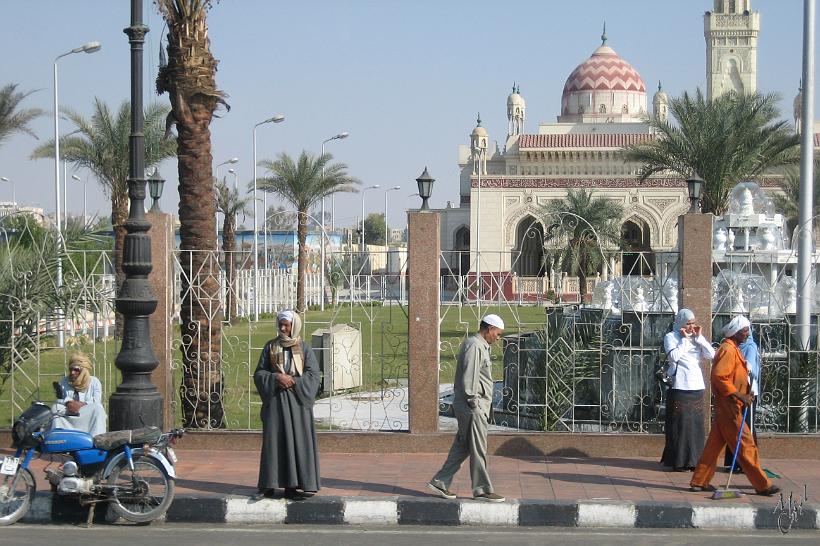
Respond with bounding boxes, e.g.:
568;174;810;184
41;429;107;465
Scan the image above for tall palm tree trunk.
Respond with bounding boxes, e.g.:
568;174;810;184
112;193;128;338
176;108;223;428
157;0;226;428
296;210;308;313
222;216;236;321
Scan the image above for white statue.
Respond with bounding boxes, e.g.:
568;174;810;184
730;284;746;313
714;227;728;251
602;283;619;314
727;228;736;250
632;285;649;312
738;186;755;216
785;283;797;314
661;282;679;313
759;226;776;251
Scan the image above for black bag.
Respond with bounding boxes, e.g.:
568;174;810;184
11;402;52;448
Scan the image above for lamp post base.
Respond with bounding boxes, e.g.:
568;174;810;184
109;388;163;431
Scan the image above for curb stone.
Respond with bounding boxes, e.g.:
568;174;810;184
21;493;820;529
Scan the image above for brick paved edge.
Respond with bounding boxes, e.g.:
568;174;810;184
21;494;820;530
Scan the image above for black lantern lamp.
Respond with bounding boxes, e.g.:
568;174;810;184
415;167;435;210
687;175;704;213
148;167;165;212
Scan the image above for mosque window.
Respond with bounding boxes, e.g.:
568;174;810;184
716;0;723;12
729;0;736;13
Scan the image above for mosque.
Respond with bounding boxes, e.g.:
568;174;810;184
435;0;781;299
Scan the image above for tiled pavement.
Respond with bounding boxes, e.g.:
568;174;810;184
7;449;818;527
13;449;817;505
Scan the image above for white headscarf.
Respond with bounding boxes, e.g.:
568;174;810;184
722;315;751;338
674;309;695;330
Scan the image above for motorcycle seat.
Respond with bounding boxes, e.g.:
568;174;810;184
93;426;162;450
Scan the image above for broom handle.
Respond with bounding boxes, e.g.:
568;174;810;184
726;404;749;490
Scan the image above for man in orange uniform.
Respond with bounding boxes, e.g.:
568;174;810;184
690;315;780;496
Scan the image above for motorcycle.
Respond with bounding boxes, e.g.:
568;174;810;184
0;398;184;526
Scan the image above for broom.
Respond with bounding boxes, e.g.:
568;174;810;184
711;405;748;500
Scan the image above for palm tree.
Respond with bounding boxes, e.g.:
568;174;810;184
156;0;228;428
772;167;820;230
0;83;43;149
542;189;624;300
624;89;799;215
258;151;360;312
215;178;250;321
31;99;175;337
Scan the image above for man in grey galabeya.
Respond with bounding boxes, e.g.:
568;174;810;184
428;314;505;502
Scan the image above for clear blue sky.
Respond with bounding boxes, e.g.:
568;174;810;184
0;0;815;230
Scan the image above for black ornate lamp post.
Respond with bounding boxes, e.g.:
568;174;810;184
148;167;165;213
686;175;704;213
109;0;163;430
415;167;435;210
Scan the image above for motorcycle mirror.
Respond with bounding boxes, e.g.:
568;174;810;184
53;381;66;400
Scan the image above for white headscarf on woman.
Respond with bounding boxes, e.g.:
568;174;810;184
674;309;696;331
270;309;304;376
722;315;751;338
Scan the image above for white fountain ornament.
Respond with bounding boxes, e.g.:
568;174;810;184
738;186;755;216
759;226;776;251
727;228;735;250
714;227;728;251
632;285;649;312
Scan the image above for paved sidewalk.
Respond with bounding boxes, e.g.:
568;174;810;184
9;448;819;529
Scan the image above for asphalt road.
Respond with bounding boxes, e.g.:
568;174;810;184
0;525;817;546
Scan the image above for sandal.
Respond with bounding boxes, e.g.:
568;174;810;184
690;484;717;492
756;485;781;496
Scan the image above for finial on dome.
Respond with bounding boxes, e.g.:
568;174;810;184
476;112;482;126
658;81;662;92
799;78;803;92
601;22;607;45
516;84;520;94
512;82;516;94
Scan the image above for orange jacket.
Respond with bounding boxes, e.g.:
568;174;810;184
711;338;750;399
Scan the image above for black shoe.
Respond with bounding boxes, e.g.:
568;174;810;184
284;488;309;500
251;489;276;501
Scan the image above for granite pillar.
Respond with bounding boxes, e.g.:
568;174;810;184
147;211;175;430
407;211;440;433
678;213;714;429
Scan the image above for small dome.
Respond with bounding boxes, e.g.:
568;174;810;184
471;113;488;137
507;84;525;108
653;81;668;102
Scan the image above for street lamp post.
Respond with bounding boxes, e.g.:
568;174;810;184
360;184;380;252
252;114;285;321
109;0;163;430
319;131;349;311
216;157;238;181
53;40;101;348
383;185;401;247
0;177;13;209
71;174;86;225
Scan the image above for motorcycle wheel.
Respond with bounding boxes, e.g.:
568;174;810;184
0;468;35;526
107;455;175;523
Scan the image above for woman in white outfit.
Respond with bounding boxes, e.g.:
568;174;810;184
660;309;715;471
50;352;108;437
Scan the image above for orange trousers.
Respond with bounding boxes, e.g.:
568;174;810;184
691;400;771;492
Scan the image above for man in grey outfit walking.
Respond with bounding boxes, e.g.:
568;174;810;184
428;314;505;502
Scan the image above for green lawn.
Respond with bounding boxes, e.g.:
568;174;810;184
1;303;549;430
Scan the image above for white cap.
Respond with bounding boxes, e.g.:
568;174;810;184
482;314;505;330
722;315;750;337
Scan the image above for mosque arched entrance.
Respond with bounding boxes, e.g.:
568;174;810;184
513;216;545;277
621;219;654;276
454;226;470;275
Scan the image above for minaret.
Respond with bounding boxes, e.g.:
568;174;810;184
794;80;803;134
705;0;759;100
507;83;526;136
653;81;669;122
470;113;488;175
